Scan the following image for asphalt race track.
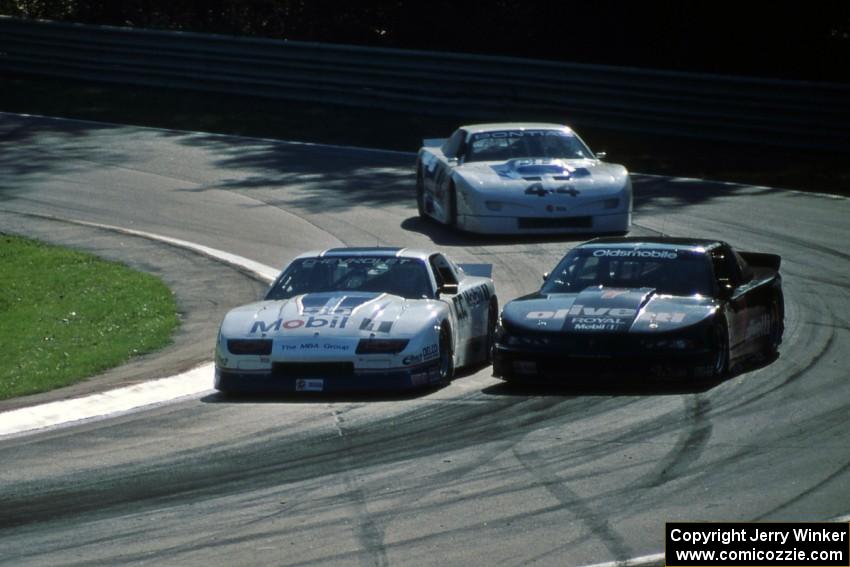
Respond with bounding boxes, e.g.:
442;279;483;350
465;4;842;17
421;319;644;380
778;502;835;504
1;113;848;566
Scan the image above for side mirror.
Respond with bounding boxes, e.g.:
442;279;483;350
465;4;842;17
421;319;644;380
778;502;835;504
717;281;735;300
595;151;607;160
438;283;459;296
542;272;549;282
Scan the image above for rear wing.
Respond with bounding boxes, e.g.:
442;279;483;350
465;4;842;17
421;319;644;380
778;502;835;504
740;251;781;271
422;138;446;149
458;263;493;279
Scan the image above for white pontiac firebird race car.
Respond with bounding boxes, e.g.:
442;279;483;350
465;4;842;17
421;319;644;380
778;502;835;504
416;122;633;234
215;247;497;393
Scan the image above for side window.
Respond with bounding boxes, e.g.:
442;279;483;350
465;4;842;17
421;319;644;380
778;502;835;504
429;254;459;286
441;129;466;159
711;247;741;286
734;252;753;283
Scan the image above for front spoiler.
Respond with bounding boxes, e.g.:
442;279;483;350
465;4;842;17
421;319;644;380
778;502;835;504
458;211;630;235
215;363;442;393
492;344;716;381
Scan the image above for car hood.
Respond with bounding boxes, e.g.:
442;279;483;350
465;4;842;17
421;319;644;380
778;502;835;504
455;158;628;188
502;287;717;334
221;292;436;338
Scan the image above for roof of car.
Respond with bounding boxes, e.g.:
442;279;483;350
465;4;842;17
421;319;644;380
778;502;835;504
580;236;724;253
293;247;433;261
459;122;573;135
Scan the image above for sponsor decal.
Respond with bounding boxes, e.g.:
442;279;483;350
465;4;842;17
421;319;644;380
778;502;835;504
299;294;372;316
251;316;349;334
295;379;324;392
403;353;423;366
526;306;638;319
526;306;688;331
526;184;580;198
472;130;573;140
359;318;394;333
526;183;547;197
592;249;678;259
452;285;491;320
279;338;353;352
421;344;439;360
571;317;628;331
250;319;282;333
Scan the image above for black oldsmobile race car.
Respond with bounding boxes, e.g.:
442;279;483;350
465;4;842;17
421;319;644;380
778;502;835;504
493;237;784;382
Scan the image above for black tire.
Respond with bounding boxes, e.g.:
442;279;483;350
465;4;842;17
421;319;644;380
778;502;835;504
484;299;498;364
438;324;455;385
762;298;784;358
447;182;458;228
416;168;427;218
712;318;730;378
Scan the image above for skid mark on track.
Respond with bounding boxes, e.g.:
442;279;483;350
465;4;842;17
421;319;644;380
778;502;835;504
642;395;712;488
328;414;390;567
512;446;632;562
754;458;850;520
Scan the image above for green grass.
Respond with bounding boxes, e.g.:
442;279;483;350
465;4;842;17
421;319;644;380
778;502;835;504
2;72;849;196
0;234;179;400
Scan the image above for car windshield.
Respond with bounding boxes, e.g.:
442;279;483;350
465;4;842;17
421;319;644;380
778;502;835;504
464;130;593;162
266;256;433;300
541;248;714;297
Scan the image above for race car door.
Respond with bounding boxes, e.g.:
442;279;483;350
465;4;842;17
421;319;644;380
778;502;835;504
424;130;466;224
429;253;490;366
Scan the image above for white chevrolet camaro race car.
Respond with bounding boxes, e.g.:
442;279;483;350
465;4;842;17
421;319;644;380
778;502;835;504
416;122;633;234
215;247;497;394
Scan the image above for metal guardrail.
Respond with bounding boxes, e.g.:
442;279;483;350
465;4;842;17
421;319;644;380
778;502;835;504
2;16;849;152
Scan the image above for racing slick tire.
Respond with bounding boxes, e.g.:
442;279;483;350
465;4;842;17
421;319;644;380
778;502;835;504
761;295;784;359
416;168;428;218
712;318;730;378
447;182;459;229
438;324;455;385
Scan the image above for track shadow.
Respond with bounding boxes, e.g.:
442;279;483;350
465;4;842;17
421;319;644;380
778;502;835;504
0;114;121;202
400;216;625;246
481;350;783;398
1;113;789;218
482;376;724;397
168;132;777;216
200;388;440;404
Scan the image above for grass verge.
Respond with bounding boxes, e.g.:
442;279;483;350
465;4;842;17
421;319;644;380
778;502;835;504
0;234;179;400
1;72;848;196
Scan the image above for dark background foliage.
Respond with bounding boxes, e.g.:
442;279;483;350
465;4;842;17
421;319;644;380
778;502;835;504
2;0;849;82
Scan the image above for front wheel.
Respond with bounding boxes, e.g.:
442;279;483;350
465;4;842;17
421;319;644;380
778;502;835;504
712;318;730;378
438;325;455;385
447;183;458;228
484;299;498;364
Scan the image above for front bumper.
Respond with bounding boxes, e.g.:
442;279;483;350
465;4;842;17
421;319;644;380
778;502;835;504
492;343;716;382
458;211;630;235
215;362;442;393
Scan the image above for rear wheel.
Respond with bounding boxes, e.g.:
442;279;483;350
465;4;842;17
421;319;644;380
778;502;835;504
762;298;784;358
438;325;455;385
712;318;730;378
447;183;458;228
416;168;427;218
